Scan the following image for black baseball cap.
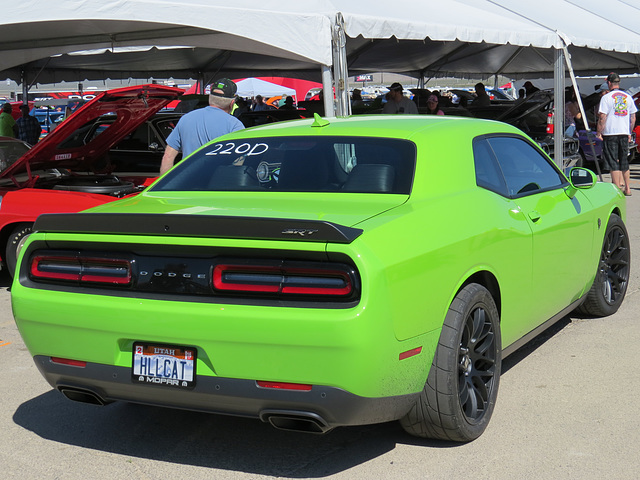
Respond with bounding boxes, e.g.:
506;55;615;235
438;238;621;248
387;82;403;91
210;78;237;98
606;72;621;83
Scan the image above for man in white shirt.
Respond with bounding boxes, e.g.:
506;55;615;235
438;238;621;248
596;72;637;196
382;83;418;114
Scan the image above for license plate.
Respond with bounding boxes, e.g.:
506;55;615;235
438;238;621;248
132;342;196;388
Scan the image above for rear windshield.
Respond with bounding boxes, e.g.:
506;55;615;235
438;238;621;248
152;136;416;194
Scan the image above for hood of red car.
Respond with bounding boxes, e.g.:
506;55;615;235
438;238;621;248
1;84;183;182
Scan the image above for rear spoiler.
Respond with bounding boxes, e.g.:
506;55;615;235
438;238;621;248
33;213;364;244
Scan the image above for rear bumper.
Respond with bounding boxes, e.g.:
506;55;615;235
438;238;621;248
34;355;419;431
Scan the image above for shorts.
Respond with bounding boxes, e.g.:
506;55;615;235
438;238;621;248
602;135;630;171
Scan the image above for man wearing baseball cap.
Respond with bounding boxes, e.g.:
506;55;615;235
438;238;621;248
596;72;637;196
382;82;418;114
160;78;245;174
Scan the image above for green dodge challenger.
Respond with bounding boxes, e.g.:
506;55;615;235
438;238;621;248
11;114;629;442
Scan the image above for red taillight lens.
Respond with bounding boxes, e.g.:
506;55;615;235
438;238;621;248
213;263;353;297
31;254;131;285
51;357;87;367
256;381;313;391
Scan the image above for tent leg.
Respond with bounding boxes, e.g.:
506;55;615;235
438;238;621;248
22;70;29;105
554;49;565;168
322;65;334;117
332;13;350;116
562;44;604;181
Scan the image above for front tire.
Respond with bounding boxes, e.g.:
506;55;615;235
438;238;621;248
576;213;630;316
5;223;32;278
400;283;501;442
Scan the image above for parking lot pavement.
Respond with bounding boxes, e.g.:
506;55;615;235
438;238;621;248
1;165;640;479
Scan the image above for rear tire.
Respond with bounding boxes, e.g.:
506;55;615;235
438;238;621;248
5;223;33;278
576;213;629;316
400;283;501;442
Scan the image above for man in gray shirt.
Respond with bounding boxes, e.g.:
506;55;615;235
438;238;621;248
382;83;418;114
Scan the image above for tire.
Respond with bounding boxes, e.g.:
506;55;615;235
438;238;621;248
51;175;136;196
5;223;33;278
400;283;501;442
576;213;630;317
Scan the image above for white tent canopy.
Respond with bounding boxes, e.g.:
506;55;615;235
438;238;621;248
0;0;335;69
235;78;296;98
337;0;640;79
2;1;640;84
1;1;640;120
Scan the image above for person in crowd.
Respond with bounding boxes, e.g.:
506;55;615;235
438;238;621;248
523;81;540;97
0;103;17;138
351;89;366;110
16;105;41;145
472;83;491;107
253;95;274;111
425;94;444;115
280;96;296;110
382;82;418;114
596;72;637;196
233;96;250;117
160;78;244;175
596;82;610;95
564;87;582;135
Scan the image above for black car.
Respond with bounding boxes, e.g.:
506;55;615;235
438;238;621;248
62;112;183;173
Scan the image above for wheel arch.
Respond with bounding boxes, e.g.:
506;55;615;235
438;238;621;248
459;270;502;319
610;205;623;220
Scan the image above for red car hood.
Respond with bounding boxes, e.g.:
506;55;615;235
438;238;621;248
2;84;183;184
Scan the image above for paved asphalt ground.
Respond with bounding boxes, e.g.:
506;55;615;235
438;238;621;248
1;164;639;480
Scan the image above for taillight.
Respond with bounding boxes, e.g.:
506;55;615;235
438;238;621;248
213;262;354;297
51;357;87;367
30;254;131;285
256;381;313;391
546;111;554;134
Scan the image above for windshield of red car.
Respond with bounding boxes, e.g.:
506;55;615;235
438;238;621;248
152;136;416;194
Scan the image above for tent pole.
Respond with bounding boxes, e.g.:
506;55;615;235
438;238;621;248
21;70;28;105
561;43;604;181
322;65;335;117
332;13;350;116
553;49;565;168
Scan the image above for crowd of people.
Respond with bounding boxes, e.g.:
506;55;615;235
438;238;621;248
3;73;636;197
0;102;41;145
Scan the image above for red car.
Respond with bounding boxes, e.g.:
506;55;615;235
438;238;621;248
0;84;183;275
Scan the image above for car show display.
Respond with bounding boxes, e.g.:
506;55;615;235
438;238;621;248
11;114;629;442
0;84;183;275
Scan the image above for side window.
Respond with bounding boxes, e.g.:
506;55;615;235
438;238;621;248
487;136;565;197
473;138;508;196
114;124;155;151
156;119;178;143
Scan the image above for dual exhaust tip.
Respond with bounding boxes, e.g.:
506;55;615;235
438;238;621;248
59;386;109;406
59;387;333;434
260;409;333;434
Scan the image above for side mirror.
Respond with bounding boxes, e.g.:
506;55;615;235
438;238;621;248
565;167;597;198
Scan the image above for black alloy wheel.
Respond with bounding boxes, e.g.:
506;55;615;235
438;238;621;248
458;302;498;422
577;213;630;317
401;283;501;442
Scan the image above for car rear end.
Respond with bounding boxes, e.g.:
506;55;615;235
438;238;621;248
11;118;445;432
